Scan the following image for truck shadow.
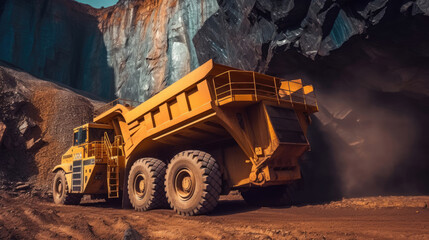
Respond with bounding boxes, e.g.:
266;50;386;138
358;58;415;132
80;199;260;215
209;200;259;216
79;198;340;215
80;200;124;209
209;198;339;216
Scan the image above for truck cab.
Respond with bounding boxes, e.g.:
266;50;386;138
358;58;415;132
52;123;124;205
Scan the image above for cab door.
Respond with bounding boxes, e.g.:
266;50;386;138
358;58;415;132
71;127;87;193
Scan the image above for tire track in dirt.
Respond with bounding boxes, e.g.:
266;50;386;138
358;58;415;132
1;192;428;240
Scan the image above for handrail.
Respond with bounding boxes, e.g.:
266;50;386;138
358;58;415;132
287;80;294;108
104;132;112;159
228;71;232;101
253;72;258;101
215;81;277;91
113;135;124;156
77;134;124;161
273;77;280;104
212;78;218;103
213;69;260;78
78;141;105;159
212;70;318;111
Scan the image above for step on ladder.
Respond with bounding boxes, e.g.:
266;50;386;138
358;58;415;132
107;156;119;198
103;132;120;199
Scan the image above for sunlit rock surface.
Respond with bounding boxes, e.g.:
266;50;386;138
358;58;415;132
99;0;219;101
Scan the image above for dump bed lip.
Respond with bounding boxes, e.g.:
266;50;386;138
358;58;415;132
73;123;114;131
94;59;237;124
93;104;132;124
123;60;237;123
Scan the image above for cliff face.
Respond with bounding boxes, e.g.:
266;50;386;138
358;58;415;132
1;0;427;101
98;0;219;101
98;0;429;103
0;0;114;100
0;0;428;197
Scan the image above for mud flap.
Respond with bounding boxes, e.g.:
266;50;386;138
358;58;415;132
265;105;307;144
264;105;309;173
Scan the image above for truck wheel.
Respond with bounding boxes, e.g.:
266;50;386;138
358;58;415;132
128;158;167;211
52;170;82;205
240;184;296;207
165;150;222;216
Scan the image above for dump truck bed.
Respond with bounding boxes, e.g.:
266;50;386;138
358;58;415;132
94;59;317;187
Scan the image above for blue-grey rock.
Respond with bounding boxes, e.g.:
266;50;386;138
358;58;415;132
0;0;115;100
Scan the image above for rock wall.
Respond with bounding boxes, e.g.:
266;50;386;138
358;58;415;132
98;0;219;101
0;65;103;189
0;0;114;100
1;0;427;101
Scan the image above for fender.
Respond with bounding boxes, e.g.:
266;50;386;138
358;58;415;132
52;163;72;173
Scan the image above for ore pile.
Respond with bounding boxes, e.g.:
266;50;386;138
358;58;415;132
0;65;103;191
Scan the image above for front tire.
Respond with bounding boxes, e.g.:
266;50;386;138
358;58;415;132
165;150;222;216
128;158;167;211
52;170;82;205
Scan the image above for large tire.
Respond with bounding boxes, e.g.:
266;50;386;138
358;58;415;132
52;170;82;205
240;184;297;207
165;150;222;216
128;158;167;211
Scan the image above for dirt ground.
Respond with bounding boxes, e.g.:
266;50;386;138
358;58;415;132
0;192;428;240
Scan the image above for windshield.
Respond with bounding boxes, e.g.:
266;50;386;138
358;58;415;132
73;128;87;146
89;128;114;142
73;132;78;146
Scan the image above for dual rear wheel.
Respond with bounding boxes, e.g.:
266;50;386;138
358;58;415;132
127;150;222;216
127;158;168;211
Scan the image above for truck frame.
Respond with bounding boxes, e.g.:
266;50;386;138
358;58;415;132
52;59;318;215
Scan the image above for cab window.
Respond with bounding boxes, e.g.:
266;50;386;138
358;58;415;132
73;128;87;146
73;132;78;146
80;129;87;144
89;128;114;142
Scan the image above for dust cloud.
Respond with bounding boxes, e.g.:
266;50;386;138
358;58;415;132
267;16;429;200
312;87;423;197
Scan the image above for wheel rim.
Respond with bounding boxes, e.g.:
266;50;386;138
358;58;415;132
133;173;146;199
174;168;195;200
55;179;63;199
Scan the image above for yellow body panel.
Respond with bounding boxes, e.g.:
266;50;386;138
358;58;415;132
92;59;317;188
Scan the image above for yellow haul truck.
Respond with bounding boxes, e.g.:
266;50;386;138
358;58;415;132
52;59;318;215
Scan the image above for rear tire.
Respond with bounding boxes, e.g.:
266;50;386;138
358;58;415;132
165;150;222;216
128;158;167;211
240;184;297;207
52;170;82;205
